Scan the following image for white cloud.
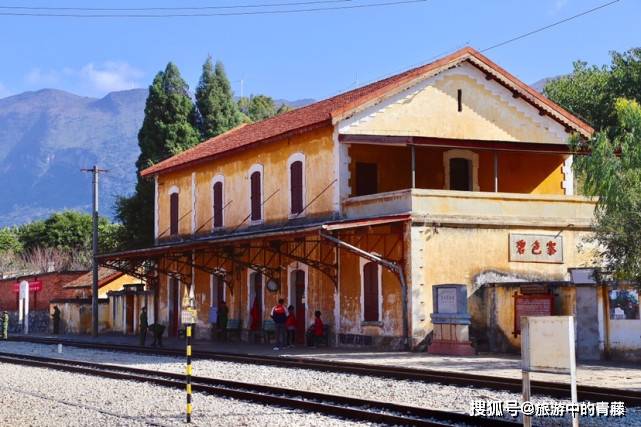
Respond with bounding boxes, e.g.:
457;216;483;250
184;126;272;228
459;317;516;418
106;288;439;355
23;61;144;95
551;0;568;14
24;68;60;86
78;61;144;93
0;82;11;98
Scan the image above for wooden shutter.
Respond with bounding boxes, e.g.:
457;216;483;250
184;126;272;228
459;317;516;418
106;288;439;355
250;171;262;221
355;162;378;196
363;262;379;321
170;193;179;236
213;181;223;228
290;160;303;214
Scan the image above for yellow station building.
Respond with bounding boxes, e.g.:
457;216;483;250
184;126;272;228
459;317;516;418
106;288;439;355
99;47;601;352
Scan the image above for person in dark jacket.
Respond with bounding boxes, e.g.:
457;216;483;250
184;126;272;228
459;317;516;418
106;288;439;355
139;307;148;346
270;298;287;350
148;323;165;347
217;301;229;341
286;305;296;347
1;311;8;340
52;306;61;335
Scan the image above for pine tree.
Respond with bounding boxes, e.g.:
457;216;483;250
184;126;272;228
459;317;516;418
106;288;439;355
116;63;200;248
196;57;242;139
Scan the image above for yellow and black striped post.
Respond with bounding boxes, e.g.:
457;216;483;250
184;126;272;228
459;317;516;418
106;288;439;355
186;324;193;423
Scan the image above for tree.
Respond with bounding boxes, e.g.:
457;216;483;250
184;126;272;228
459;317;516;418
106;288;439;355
238;94;291;122
195;57;242;139
0;228;22;253
116;62;200;248
545;48;641;132
570;99;641;281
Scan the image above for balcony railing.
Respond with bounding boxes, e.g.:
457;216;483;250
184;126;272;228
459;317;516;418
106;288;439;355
342;189;596;227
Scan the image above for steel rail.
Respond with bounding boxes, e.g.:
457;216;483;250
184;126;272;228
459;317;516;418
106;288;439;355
9;336;641;406
0;352;513;427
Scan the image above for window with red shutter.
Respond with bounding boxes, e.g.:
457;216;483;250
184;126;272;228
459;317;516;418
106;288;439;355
250;171;262;221
290;160;303;215
363;262;379;322
170;193;179;236
213;181;223;228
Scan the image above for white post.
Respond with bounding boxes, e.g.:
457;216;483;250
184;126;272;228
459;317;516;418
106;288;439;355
521;317;532;427
19;280;30;334
569;318;579;427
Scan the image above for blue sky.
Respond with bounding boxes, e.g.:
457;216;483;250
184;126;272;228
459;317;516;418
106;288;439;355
0;0;638;100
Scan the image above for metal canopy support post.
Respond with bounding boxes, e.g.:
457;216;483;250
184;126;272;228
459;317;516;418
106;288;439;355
411;144;416;189
320;231;409;350
493;151;499;192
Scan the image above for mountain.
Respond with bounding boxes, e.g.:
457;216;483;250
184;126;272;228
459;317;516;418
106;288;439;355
0;88;315;227
0;88;147;227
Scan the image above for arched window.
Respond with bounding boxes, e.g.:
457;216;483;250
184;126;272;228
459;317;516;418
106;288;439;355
249;164;263;222
169;187;179;236
212;175;224;229
362;261;380;322
288;153;305;215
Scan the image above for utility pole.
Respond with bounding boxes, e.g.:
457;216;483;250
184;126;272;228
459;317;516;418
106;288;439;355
81;165;108;337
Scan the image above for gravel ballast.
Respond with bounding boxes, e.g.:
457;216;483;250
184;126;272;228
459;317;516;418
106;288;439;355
0;341;639;426
0;362;369;426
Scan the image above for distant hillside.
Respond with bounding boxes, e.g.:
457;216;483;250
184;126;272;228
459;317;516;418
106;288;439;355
531;76;561;93
0;88;314;227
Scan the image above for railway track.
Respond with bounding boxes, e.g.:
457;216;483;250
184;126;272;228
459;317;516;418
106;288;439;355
9;335;641;407
0;351;513;426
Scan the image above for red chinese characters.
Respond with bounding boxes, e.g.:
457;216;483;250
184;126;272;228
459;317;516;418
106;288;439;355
546;240;557;256
516;239;526;255
531;240;542;255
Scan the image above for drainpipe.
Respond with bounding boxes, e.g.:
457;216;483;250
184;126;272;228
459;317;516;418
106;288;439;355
320;231;410;350
602;283;611;359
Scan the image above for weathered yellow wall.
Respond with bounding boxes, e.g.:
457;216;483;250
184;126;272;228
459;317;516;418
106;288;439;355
338;225;404;338
341;62;568;144
156;235;338;338
52;302;110;334
98;274;142;298
157;126;336;240
348;144;566;196
412;225;596;343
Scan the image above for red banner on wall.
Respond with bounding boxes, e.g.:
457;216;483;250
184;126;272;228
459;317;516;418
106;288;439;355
12;280;43;293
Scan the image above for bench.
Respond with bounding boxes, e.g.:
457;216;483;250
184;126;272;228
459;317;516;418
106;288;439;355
262;319;276;344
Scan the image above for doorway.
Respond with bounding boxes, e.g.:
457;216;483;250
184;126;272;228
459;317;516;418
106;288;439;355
168;277;179;336
248;272;262;330
291;269;306;344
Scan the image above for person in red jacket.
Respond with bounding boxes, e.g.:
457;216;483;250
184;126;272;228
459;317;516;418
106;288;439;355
285;305;296;347
307;310;324;347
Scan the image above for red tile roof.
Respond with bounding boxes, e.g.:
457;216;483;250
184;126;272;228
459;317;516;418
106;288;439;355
63;267;123;289
141;47;593;178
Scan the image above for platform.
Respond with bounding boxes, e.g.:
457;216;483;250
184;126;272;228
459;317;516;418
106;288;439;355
9;332;641;391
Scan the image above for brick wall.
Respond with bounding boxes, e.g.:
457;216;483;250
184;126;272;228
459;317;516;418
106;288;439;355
0;271;87;312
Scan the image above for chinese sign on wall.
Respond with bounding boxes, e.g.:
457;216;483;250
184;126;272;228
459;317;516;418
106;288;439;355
509;234;563;264
609;289;640;320
513;294;554;335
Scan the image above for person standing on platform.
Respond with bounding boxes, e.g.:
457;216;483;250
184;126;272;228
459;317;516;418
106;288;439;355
148;323;165;347
307;310;324;347
217;301;229;341
286;305;296;348
208;304;218;340
52;306;61;335
270;298;287;350
139;307;148;346
1;311;8;340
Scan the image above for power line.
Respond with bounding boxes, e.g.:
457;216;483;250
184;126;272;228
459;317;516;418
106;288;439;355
480;0;621;53
324;0;620;98
0;0;427;18
0;0;351;12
